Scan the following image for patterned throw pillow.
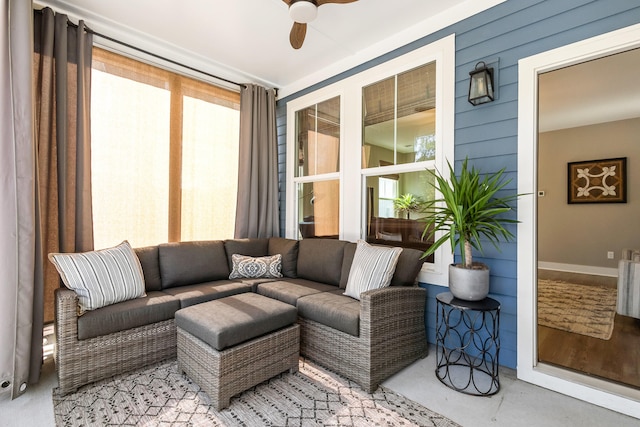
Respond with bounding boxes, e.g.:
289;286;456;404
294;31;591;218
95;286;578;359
229;254;283;279
48;241;146;313
344;240;403;300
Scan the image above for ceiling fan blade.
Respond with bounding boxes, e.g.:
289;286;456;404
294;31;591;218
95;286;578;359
290;22;307;49
317;0;357;5
282;0;292;5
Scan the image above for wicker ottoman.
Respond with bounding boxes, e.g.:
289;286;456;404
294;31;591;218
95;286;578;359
175;292;299;410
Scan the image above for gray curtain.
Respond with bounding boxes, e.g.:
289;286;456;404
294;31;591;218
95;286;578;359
34;7;94;324
234;84;280;238
0;0;42;399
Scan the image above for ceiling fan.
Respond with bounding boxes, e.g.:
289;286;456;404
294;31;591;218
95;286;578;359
283;0;358;49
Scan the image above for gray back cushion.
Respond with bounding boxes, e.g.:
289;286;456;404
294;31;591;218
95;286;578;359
268;237;299;278
159;241;229;289
391;247;425;286
297;239;347;286
339;243;425;288
339;242;357;289
224;238;269;271
134;245;162;292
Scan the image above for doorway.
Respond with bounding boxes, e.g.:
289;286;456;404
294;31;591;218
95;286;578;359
517;23;640;419
537;49;640;389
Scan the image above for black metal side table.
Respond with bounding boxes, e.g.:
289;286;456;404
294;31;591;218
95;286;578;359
435;292;500;396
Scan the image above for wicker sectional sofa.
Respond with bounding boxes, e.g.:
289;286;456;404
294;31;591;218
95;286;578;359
54;237;428;395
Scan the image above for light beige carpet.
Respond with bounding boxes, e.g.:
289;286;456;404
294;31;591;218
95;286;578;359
538;279;617;340
53;358;460;426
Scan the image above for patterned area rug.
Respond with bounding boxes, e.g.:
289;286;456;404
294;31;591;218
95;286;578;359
538;279;617;340
53;358;460;426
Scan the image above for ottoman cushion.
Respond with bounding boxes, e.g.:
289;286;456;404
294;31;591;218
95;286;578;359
175;293;297;351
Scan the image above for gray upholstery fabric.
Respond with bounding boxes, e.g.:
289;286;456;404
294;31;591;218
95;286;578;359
268;237;299;278
158;241;230;289
224;238;269;272
134;245;162;292
256;278;338;306
339;242;357;289
162;280;252;308
390;247;425;286
297;239;347;286
297;290;360;337
77;291;180;340
175;292;297;351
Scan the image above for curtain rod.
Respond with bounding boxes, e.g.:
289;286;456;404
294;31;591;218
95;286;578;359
36;8;246;90
86;28;246;90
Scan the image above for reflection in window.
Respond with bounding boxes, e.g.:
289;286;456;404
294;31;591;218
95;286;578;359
295;96;340;177
362;62;436;168
365;170;434;255
297;180;340;239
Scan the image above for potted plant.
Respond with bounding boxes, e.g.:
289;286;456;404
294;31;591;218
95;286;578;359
393;193;424;220
421;158;520;301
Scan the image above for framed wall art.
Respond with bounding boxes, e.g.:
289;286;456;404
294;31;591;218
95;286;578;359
567;157;627;204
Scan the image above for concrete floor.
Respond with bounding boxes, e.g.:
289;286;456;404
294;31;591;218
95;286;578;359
0;346;638;427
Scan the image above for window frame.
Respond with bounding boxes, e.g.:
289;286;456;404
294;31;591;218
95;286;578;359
286;35;455;285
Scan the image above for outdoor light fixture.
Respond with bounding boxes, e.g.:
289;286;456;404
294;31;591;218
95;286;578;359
468;61;495;106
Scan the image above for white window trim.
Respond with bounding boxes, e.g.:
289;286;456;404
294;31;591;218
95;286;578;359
517;23;640;418
286;34;455;286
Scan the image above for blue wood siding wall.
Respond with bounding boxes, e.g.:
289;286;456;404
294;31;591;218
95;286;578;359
275;0;640;369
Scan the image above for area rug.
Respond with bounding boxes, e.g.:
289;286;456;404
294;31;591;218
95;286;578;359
53;358;460;427
537;279;617;340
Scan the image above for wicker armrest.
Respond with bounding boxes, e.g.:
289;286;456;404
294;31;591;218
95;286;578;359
359;286;426;336
54;288;80;351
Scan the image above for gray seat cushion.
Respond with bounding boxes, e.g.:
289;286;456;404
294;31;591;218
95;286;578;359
297;290;360;337
159;241;230;289
162;280;252;308
268;237;299;278
134;245;162;292
175;292;297;351
224;238;269;272
297;239;347;286
256;278;338;306
77;291;180;340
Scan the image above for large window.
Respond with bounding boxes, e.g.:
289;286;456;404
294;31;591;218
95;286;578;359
91;48;240;249
287;36;454;285
293;96;341;239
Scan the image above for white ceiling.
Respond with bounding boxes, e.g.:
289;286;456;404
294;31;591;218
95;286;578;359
539;47;640;132
34;0;504;98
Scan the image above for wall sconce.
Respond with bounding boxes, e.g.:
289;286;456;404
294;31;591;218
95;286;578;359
468;61;495;106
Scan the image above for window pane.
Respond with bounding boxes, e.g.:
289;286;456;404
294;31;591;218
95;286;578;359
364;170;434;253
362;62;436;168
297;180;340;239
295;97;340;177
181;96;239;241
91;69;171;249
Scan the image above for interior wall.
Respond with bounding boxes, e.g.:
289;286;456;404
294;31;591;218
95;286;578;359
538;117;640;269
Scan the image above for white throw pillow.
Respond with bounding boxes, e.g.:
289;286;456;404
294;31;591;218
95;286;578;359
48;241;146;313
344;240;403;300
229;254;283;279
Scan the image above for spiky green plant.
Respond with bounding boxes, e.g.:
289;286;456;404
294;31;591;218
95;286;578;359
393;193;423;219
421;158;520;269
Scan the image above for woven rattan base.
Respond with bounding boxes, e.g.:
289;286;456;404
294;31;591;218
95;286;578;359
177;324;300;410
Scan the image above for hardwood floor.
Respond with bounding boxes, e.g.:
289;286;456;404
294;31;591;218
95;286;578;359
537;269;640;389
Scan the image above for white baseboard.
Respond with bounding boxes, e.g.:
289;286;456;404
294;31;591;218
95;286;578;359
538;262;618;278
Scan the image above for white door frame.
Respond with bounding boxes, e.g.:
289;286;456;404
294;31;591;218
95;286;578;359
517;23;640;419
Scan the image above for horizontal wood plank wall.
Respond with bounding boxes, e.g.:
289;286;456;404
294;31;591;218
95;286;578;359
275;0;640;369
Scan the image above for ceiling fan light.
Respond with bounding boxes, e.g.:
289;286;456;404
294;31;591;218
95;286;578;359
289;1;318;23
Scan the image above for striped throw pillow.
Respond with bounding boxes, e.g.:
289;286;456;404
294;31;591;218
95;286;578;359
49;241;146;312
344;240;403;300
